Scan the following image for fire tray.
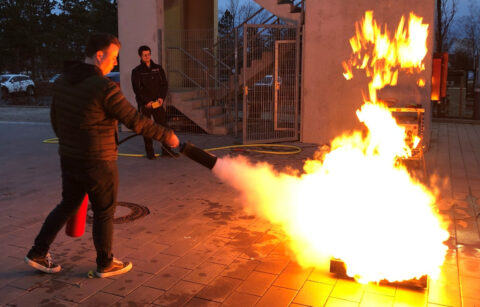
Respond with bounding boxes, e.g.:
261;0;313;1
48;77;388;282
329;258;428;289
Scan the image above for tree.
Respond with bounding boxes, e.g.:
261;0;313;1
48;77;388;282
218;9;234;38
450;2;480;71
436;0;457;53
0;0;56;78
0;0;118;78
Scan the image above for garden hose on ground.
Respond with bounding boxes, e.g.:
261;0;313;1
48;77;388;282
42;134;302;156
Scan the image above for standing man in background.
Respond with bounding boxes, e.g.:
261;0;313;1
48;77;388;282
131;45;177;159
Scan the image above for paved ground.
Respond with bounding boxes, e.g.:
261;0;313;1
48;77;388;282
0;106;479;307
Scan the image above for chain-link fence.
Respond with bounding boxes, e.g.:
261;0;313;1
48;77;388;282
164;29;237;135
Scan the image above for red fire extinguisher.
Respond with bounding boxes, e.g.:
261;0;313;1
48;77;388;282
65;194;88;237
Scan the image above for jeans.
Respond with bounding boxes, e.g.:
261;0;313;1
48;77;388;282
140;105;169;156
30;156;118;267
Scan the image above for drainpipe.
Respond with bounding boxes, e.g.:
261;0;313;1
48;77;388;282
474;53;480;120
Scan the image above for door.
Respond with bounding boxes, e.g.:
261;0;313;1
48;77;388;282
242;24;300;144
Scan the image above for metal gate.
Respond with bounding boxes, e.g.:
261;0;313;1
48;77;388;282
242;24;300;144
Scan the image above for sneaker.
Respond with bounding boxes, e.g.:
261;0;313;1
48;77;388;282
95;258;132;278
25;253;61;273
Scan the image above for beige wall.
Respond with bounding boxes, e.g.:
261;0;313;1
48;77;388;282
301;1;435;146
118;0;164;108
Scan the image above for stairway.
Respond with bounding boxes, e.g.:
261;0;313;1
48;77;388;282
229;51;273;93
252;0;302;24
169;89;231;135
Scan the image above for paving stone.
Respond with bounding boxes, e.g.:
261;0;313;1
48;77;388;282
171;249;210;270
101;270;154;297
51;260;98;286
78;291;123;306
6;268;53;291
221;258;260;280
463;297;480;307
330;279;365;302
460;275;480;301
54;277;114;303
458;257;480;279
0;285;28;305
207;246;241;266
255;254;291;275
152;280;204;306
161;237;201;257
127;242;170;260
365;282;396;297
293;280;332;306
144;265;191;291
131;252;179;275
112;285;165;306
184;297;221;306
7;279;73;307
308;268;338;285
325;297;360;307
393;288;427;307
360;292;394;307
428;278;461;306
273;261;312;290
183;261;226;285
236;271;276;296
255;285;297;307
196;276;242;302
221;291;260;307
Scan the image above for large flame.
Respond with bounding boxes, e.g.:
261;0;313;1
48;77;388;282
213;11;449;284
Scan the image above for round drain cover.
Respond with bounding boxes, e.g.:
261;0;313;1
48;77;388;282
87;202;150;224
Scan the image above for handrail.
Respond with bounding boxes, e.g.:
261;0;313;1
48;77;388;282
167;46;208;71
202;47;233;71
168;68;212;127
168;46;227;89
168;69;208;95
235;6;265;30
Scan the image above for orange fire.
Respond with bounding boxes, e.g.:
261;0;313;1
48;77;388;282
213;11;449;284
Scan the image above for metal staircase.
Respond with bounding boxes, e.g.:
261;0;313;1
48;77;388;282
165;0;304;136
252;0;303;24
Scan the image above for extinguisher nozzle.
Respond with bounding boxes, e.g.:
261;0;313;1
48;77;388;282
180;142;218;170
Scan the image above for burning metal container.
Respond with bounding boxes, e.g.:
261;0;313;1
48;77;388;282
330;258;428;289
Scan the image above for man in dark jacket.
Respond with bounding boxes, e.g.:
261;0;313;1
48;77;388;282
131;45;177;159
24;33;179;278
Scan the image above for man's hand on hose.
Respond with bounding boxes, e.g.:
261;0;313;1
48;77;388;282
164;132;180;148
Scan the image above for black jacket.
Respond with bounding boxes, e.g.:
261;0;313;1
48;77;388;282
131;60;168;107
51;61;173;160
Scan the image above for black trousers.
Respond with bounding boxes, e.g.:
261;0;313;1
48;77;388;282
30;156;118;267
139;105;169;157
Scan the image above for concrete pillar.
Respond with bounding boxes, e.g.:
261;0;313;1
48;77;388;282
117;0;165;107
301;1;435;146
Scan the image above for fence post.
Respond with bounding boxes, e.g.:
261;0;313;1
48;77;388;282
234;28;239;137
474;54;480;120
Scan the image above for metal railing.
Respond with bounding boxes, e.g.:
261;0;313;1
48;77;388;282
164;1;305;135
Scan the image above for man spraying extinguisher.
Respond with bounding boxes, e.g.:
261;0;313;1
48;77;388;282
24;33;179;278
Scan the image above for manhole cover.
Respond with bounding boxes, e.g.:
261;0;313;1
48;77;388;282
86;202;150;224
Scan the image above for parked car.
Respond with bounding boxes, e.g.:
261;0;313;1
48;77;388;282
106;71;120;87
49;74;61;83
250;74;282;102
1;74;35;98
